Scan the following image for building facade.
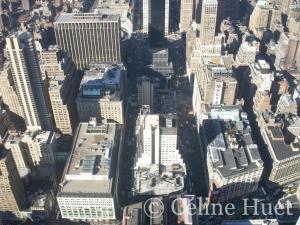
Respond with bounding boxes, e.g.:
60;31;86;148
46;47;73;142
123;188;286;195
6;32;52;131
0;147;26;220
203;106;264;202
54;13;121;70
76;63;125;124
57;119;121;221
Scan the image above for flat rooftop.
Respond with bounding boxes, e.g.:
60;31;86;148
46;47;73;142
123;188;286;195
205;108;263;178
134;164;185;195
58;119;120;196
265;126;300;161
55;13;119;24
122;202;144;225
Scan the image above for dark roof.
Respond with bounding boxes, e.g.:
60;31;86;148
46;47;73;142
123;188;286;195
267;127;300;161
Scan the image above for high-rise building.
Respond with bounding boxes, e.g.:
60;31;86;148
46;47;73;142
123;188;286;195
0;105;10;143
133;113;185;195
193;59;237;114
4;133;31;177
49;76;78;135
76;63;126;124
204;106;264;202
39;46;65;80
41;45;79;135
180;0;194;32
249;0;282;38
57;118;122;221
235;41;260;66
275;32;300;71
54;13;121;70
0;147;26;221
138;78;154;107
199;0;218;46
258;113;300;186
143;0;169;46
22;130;57;167
202;66;237;106
6;32;52;131
0;63;24;122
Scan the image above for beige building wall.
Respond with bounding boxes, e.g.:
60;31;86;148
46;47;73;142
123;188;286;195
0;148;26;220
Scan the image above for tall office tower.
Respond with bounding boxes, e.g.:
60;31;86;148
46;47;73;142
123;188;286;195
258;114;300;186
275;32;300;71
135;114;183;167
134;113;185;195
22;130;56;167
57;119;121;221
0;63;24;121
249;0;282;38
0;147;26;221
0;13;4;32
248;60;273;114
41;45;78;135
143;0;169;46
49;75;78;135
54;13;121;70
204;106;263;202
6;32;52;131
138;78;154;107
39;46;65;80
4;133;31;177
76;63;125;124
0;105;10;143
204;67;237;106
180;0;194;32
235;41;260;66
199;0;218;45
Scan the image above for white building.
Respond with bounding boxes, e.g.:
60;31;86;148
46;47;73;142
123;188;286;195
134;113;185;195
57;118;121;221
6;32;52;131
250;60;274;93
135;114;183;167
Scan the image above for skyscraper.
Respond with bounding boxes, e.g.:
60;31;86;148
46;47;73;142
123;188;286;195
0;147;26;221
138;78;154;107
143;0;169;46
6;32;52;131
0;63;24;123
199;0;218;45
180;0;194;32
54;13;121;70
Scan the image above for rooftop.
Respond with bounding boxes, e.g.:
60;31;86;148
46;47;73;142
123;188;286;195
58;119;120;196
205;107;263;178
134;164;185;195
55;13;120;23
265;126;300;161
78;63;124;99
122;202;144;225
